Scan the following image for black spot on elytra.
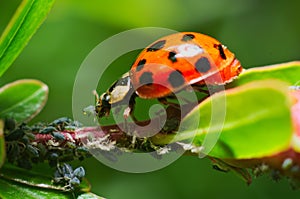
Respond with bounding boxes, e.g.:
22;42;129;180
214;44;227;60
168;70;185;88
136;59;146;72
139;72;153;85
146;40;166;52
168;51;177;63
181;34;195;42
195;57;211;73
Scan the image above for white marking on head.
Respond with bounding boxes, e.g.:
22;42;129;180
110;77;131;103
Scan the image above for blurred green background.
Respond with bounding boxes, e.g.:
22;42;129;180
1;0;300;198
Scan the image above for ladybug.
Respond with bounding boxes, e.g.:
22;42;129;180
96;32;243;118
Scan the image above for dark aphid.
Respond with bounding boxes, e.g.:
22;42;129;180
19;122;31;131
26;144;39;158
51;132;65;141
40;126;57;134
5;129;25;141
37;143;47;157
48;152;59;160
30;123;44;133
52;117;72;124
20;134;30;145
61;164;71;174
4;118;16;131
25;132;36;141
48;152;59;167
7;143;20;163
76;146;89;155
73;167;85;179
51;117;72;127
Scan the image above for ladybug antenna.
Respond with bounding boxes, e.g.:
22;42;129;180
93;90;100;101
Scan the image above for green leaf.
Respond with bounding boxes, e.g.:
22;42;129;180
0;0;55;77
232;61;300;86
165;80;293;159
0;120;5;168
77;192;106;199
0;164;103;199
0;177;71;199
0;79;48;123
0;164;63;191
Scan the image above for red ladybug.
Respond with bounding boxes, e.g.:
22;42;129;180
96;32;243;118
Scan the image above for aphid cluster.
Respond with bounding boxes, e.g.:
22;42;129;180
4;117;89;169
53;163;85;191
4;118;37;169
4;117;89;191
31;117;90;166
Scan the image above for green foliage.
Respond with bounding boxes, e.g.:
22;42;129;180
152;62;300;161
0;0;55;77
0;79;48;123
150;62;300;185
67;0;248;28
0;120;5;168
232;61;300;86
0;178;70;199
181;80;292;159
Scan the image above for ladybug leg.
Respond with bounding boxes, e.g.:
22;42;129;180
123;94;138;122
193;84;224;95
123;106;138;122
123;107;132;119
191;85;210;95
158;97;179;109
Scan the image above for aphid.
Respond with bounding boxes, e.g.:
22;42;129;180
4;118;16;131
5;129;24;141
26;144;39;158
51;132;65;141
40;126;57;134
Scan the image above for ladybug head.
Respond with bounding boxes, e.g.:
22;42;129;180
95;92;111;118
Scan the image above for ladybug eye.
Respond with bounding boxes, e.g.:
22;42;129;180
214;44;226;60
102;93;110;101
